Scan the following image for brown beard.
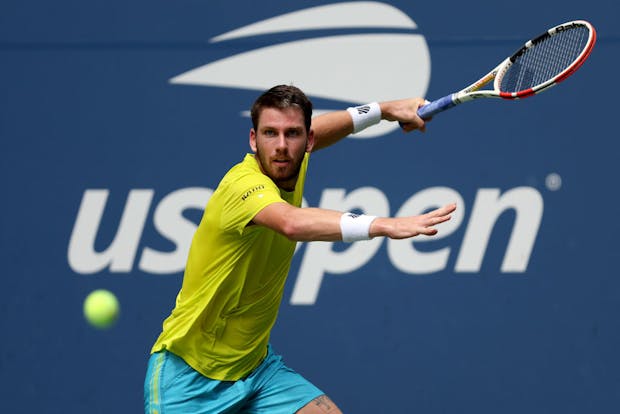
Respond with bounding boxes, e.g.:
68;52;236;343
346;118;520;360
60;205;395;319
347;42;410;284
255;147;303;191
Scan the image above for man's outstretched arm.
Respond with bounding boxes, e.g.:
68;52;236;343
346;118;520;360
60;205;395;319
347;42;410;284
252;201;456;242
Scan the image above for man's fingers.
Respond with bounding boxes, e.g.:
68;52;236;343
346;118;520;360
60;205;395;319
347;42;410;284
428;203;457;217
399;120;425;132
421;228;438;236
421;203;457;232
431;215;451;225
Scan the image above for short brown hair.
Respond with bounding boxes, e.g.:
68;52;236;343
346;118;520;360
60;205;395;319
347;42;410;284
250;85;313;132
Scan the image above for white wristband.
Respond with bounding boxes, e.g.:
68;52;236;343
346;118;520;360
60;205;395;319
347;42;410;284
346;102;381;133
340;212;377;242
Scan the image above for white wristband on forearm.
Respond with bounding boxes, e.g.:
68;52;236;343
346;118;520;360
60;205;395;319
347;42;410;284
340;212;377;242
346;102;381;134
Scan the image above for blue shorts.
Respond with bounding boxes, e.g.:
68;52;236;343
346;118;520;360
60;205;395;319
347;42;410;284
144;346;324;414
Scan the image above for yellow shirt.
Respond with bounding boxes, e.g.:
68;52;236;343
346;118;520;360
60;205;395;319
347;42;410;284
151;153;309;381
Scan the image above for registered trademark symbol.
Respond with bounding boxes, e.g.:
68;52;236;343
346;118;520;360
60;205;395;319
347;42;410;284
545;173;562;191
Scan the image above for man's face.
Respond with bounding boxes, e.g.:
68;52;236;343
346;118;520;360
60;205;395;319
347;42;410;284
250;106;314;191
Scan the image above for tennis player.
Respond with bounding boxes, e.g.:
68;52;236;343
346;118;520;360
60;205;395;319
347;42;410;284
144;85;456;413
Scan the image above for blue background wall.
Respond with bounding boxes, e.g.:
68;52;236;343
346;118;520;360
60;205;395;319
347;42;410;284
1;1;618;413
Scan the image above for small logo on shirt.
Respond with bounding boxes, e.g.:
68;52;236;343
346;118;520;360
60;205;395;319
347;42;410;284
241;185;265;201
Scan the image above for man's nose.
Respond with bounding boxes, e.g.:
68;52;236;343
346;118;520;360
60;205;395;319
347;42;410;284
275;134;287;149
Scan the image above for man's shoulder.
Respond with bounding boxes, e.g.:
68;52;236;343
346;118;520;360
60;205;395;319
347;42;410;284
221;155;265;183
216;155;277;198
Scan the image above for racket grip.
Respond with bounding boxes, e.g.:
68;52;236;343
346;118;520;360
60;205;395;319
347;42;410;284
417;94;457;120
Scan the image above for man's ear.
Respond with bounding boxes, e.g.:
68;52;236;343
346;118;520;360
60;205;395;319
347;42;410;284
249;128;257;152
306;128;315;153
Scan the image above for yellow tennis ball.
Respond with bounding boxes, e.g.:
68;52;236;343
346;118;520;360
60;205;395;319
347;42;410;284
83;289;120;329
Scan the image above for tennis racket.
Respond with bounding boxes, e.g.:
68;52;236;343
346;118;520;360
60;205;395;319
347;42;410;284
417;20;596;120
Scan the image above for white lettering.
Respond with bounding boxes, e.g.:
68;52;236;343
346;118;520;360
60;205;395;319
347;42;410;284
455;187;543;272
388;187;465;274
68;189;153;274
139;188;212;274
67;185;544;305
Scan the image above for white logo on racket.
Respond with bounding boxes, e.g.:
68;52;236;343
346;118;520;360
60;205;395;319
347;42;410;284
169;1;431;138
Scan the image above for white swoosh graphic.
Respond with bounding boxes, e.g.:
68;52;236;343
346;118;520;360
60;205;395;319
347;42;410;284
171;34;430;104
210;1;417;43
172;3;431;138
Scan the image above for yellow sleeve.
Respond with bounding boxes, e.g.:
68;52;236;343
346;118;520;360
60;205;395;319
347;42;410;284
218;172;284;235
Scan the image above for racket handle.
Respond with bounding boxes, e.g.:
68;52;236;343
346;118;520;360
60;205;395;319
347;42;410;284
417;94;457;120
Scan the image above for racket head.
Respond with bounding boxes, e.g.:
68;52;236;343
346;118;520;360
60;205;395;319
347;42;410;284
495;20;596;99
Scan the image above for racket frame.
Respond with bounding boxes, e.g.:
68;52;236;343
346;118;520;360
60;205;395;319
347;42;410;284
418;20;597;119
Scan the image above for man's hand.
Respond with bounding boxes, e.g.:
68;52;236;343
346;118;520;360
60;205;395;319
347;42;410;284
380;97;429;132
370;203;456;239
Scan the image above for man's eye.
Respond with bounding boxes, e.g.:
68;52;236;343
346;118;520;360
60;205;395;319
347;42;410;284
263;130;276;136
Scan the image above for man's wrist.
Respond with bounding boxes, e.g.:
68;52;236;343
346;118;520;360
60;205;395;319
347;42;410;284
346;102;381;133
340;212;377;242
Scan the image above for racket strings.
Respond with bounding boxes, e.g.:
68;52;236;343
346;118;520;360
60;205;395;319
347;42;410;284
500;26;590;93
